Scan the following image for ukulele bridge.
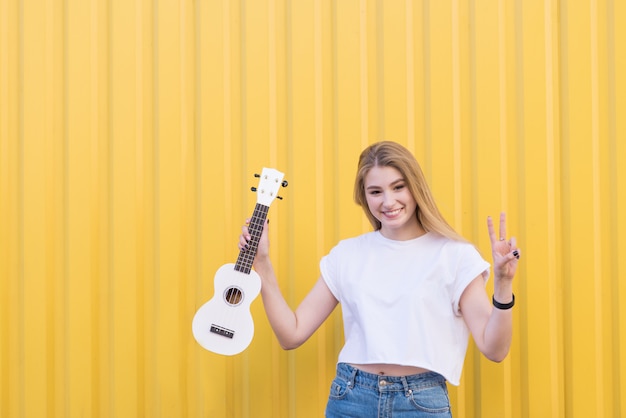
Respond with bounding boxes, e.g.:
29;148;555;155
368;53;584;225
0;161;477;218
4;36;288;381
210;324;235;339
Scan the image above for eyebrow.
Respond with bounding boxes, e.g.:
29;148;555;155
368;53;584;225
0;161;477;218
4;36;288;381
365;178;405;190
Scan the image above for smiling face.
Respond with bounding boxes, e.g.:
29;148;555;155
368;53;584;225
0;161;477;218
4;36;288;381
364;165;425;241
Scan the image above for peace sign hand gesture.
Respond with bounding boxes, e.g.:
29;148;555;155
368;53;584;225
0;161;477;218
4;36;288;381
487;212;520;283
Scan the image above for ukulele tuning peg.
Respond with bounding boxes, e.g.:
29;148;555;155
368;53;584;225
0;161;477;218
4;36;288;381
251;187;257;192
276;195;284;200
254;173;260;178
281;180;288;187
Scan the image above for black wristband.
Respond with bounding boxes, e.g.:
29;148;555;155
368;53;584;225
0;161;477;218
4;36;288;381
493;293;515;310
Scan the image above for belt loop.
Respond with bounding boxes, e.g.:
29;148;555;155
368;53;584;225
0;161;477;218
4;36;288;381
401;376;411;396
347;364;358;387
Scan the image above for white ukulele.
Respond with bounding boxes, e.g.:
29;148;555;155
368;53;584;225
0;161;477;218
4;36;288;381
192;168;287;355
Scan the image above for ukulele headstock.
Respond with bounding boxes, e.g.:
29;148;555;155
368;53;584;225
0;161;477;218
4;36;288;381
251;168;287;206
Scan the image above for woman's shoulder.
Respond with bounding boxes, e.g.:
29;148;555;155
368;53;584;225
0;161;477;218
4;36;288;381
333;231;377;249
422;233;484;259
427;232;474;247
323;232;383;260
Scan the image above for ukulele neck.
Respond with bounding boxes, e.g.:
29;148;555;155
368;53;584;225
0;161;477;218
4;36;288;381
235;203;269;274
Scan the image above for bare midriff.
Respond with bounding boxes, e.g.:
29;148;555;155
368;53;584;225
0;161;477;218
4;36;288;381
350;363;431;377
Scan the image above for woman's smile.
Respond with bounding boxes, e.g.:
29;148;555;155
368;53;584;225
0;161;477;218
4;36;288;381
382;207;403;218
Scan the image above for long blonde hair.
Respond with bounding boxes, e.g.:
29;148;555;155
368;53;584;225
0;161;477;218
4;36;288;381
353;141;467;242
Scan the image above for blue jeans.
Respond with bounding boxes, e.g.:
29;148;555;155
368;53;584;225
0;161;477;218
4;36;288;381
325;363;452;418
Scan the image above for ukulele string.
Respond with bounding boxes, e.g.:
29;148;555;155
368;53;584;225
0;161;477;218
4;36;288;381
241;204;268;272
224;204;267;328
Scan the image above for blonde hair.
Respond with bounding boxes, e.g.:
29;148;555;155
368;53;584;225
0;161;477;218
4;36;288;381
353;141;467;242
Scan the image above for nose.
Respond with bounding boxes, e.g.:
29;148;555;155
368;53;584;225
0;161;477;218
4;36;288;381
382;192;395;207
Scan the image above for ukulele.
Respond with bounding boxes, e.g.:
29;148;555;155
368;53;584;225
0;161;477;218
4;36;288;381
192;168;287;355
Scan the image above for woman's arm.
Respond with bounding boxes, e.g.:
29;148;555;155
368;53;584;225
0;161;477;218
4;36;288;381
460;276;513;362
240;219;338;350
460;213;520;362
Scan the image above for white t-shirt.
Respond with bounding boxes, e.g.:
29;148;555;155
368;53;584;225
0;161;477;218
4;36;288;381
320;231;490;386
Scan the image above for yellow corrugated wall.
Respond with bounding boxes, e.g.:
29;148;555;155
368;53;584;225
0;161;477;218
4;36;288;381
1;0;625;417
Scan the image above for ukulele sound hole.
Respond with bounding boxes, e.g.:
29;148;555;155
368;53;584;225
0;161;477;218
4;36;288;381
224;286;243;306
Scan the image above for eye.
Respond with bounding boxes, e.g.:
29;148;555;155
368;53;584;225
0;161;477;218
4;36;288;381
369;190;381;195
394;184;405;191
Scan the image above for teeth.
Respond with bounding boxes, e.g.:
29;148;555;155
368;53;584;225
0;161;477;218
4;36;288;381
385;208;401;216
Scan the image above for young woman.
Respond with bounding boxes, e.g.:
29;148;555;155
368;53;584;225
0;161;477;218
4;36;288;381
239;141;520;417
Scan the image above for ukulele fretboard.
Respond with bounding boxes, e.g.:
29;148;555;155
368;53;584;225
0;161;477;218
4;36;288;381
235;203;269;274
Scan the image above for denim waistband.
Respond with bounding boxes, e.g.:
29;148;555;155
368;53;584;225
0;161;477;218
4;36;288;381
336;363;446;393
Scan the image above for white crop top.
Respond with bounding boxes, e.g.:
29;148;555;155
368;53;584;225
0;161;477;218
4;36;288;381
320;231;490;385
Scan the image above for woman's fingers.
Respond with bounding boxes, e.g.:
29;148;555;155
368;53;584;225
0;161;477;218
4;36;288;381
238;220;251;250
498;212;507;241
